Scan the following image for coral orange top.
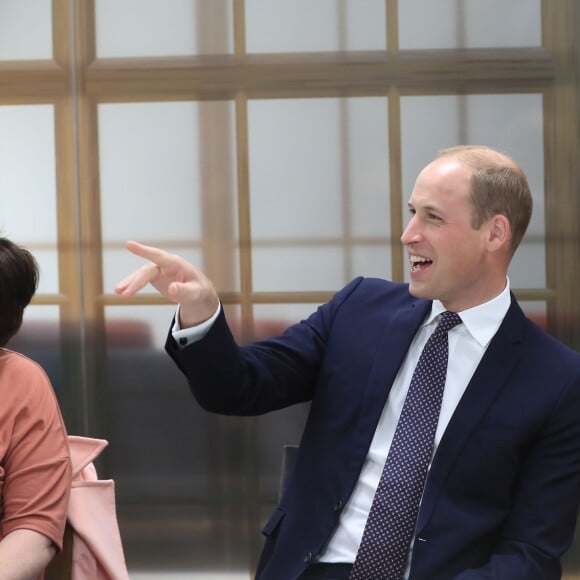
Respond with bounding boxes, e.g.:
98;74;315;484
0;349;71;549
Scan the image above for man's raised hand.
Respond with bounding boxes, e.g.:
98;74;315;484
115;241;219;328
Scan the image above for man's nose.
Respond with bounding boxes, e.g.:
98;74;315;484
401;216;419;245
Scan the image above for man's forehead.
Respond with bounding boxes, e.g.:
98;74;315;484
413;158;472;194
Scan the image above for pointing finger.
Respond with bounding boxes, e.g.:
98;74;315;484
125;240;176;268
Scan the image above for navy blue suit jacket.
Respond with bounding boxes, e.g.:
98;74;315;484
166;277;580;579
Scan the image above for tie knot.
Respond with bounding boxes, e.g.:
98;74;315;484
437;311;462;333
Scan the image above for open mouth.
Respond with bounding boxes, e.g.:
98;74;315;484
410;254;433;272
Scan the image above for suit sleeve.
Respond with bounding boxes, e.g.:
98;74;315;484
165;277;365;416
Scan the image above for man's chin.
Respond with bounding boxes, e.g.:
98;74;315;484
407;282;433;300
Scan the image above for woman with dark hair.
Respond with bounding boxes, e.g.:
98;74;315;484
0;238;71;579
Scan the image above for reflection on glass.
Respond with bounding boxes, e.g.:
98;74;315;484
7;305;64;398
0;0;52;60
248;97;389;292
401;93;545;289
103;301;252;576
95;0;233;58
246;0;386;53
519;300;547;331
98;100;239;294
119;504;251;573
103;304;250;503
0;105;58;294
399;0;541;50
253;303;321;341
105;304;172;351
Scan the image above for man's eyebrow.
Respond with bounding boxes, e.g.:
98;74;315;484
408;202;444;214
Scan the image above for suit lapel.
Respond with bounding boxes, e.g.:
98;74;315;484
415;297;527;534
354;299;430;445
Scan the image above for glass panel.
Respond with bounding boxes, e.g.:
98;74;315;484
253;303;322;341
105;304;175;351
352;245;391;281
7;305;64;398
105;304;240;350
0;0;52;60
99;101;239;295
245;0;386;53
248;97;390;292
401;93;545;289
119;504;251;574
399;0;541;50
0;105;58;294
104;305;251;499
95;0;233;58
519;300;547;331
252;246;345;293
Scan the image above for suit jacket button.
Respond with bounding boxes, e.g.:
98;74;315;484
334;499;344;511
303;552;313;563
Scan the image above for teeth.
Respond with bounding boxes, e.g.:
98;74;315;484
410;255;431;264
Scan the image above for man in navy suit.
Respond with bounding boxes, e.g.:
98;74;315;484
117;145;580;579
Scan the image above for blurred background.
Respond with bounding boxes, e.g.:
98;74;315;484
0;0;578;577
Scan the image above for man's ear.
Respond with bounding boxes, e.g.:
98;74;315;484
487;214;511;253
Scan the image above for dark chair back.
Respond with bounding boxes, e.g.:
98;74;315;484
279;444;299;502
44;522;73;579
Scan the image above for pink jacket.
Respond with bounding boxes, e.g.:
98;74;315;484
67;436;130;580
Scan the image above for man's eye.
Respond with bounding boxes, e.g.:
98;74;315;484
428;213;441;220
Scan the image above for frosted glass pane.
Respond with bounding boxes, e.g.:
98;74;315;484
246;0;386;53
33;250;60;296
401;94;545;289
248;97;389;292
20;305;60;325
400;0;541;49
99;100;239;294
253;303;326;344
0;105;58;294
253;303;322;341
352;246;391;280
253;247;345;292
105;305;176;350
95;0;233;58
105;303;243;350
0;0;52;60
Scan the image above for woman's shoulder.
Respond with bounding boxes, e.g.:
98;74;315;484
0;348;53;397
0;347;46;370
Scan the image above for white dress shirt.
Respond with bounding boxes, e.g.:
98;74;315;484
172;280;512;575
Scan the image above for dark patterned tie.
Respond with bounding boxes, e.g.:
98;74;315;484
350;311;462;580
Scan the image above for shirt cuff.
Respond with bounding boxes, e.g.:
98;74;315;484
172;302;221;348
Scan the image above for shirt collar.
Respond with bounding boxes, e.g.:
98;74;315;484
423;278;511;348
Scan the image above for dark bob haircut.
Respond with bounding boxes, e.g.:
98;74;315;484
0;237;38;347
